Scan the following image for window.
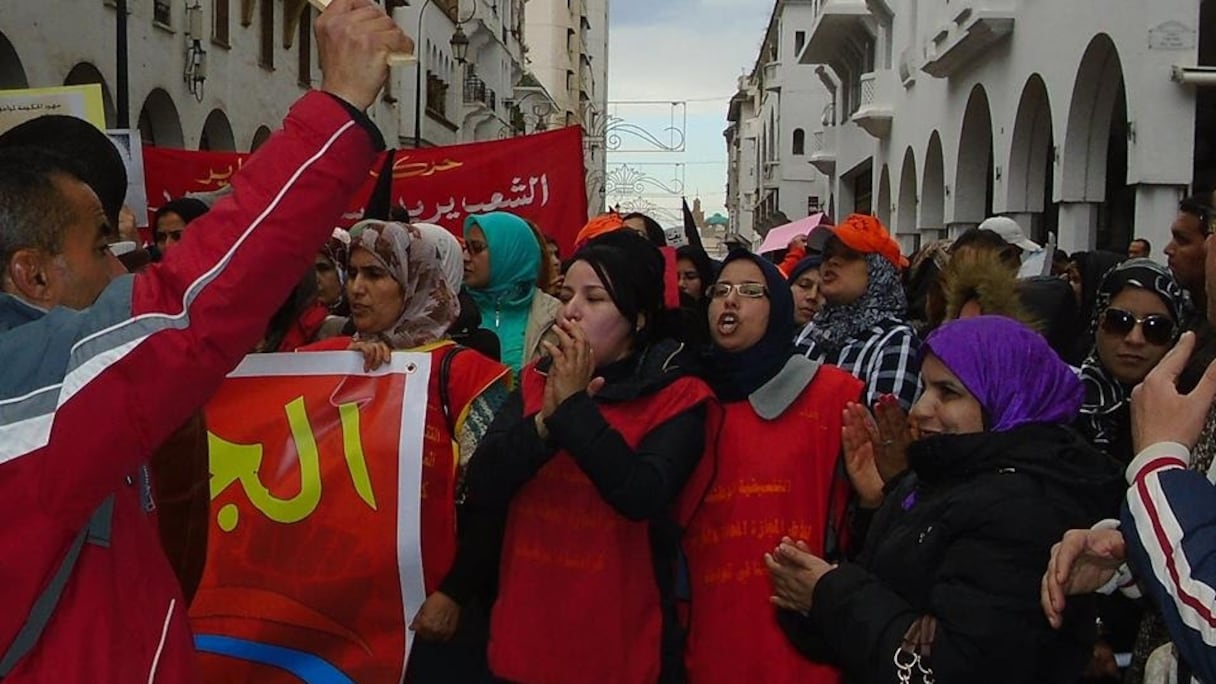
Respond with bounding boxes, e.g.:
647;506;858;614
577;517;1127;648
297;8;311;86
567;29;575;56
154;0;172;26
259;0;274;69
793;128;805;155
213;0;230;45
795;30;806;57
426;72;449;118
566;70;574;93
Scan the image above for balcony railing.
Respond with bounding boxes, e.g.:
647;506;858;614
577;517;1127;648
851;70;895;138
763;62;781;91
809;126;836;175
464;73;489;106
859;72;877;107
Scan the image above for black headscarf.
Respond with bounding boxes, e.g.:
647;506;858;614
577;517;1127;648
675;245;718;351
705;251;795;402
1072;251;1125;320
786;254;824;284
1069;250;1125;361
572;230;675;352
155;197;210;233
1079;259;1188;464
676;245;719;293
622;212;668;247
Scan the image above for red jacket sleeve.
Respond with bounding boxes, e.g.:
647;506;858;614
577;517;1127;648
37;92;378;525
778;245;806;278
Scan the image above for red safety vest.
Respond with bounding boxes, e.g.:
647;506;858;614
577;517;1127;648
489;362;713;684
681;364;862;684
301;337;509;593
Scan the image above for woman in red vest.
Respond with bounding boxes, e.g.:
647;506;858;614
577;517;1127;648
456;229;715;684
301;220;510;683
681;250;862;684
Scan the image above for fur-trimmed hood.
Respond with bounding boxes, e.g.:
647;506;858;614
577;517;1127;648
941;250;1039;330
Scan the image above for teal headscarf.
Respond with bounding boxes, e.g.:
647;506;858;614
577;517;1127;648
463;212;542;371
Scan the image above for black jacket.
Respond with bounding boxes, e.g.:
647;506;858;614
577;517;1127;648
449;289;501;362
445;339;709;682
783;424;1123;684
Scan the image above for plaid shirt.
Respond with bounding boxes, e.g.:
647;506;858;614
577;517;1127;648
794;317;922;410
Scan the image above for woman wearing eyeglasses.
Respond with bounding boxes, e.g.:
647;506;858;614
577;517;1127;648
680;251;862;684
462;212;562;374
1077;258;1187;466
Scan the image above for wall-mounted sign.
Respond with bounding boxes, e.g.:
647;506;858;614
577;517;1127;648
1149;21;1197;51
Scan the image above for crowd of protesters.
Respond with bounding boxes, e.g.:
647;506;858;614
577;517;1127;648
3;3;1216;683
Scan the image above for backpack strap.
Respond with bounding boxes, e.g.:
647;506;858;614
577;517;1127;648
439;345;467;439
0;495;115;678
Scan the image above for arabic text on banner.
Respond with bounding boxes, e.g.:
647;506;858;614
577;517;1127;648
143;126;589;254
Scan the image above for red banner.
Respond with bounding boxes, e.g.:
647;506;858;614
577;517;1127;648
191;353;431;684
143;126;588;254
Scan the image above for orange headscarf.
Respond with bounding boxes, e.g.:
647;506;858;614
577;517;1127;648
829;214;909;270
574;212;628;248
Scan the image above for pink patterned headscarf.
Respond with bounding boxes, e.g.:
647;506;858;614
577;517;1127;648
348;220;462;349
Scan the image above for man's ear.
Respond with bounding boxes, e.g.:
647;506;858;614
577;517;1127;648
5;248;54;306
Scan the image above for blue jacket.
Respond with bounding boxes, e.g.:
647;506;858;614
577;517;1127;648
1122;442;1216;684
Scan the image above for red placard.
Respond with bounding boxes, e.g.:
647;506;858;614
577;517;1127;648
191;353;430;684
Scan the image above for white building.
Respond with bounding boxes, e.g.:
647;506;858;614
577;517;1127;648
725;0;833;247
526;0;610;214
0;0;325;151
0;0;557;152
791;0;1211;255
394;0;556;147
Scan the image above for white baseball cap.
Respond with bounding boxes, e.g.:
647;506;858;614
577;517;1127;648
979;216;1040;252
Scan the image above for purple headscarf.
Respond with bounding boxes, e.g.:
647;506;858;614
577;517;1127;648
923;316;1082;432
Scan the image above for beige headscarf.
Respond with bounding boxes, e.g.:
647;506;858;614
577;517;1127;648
348;220;462;349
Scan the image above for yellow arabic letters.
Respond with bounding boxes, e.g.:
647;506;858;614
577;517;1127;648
208;396;378;532
340;402;377;510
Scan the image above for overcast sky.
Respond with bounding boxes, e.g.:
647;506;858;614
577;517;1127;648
606;0;774;223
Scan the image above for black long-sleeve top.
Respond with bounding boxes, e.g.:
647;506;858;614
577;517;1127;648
439;344;709;606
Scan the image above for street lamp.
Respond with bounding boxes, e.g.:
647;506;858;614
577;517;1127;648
450;25;470;64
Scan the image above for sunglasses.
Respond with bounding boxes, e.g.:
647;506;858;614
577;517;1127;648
707;282;768;299
1101;308;1176;346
